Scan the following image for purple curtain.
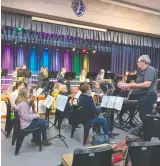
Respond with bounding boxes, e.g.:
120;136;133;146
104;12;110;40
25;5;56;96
64;50;71;71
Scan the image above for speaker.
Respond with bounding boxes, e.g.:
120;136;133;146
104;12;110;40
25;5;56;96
143;114;160;141
72;144;112;166
129;141;160;166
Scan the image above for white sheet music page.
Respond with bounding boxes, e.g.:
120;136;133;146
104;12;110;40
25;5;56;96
157;97;160;102
107;96;117;109
90;92;95;97
43;95;54;109
74;91;82;99
100;96;109;108
114;97;124;110
33;88;43;97
55;94;68;112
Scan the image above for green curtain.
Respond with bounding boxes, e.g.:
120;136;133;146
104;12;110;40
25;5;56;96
73;52;81;76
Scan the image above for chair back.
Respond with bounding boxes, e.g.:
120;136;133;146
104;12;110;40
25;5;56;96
72;144;112;166
129;141;160;166
143;114;160;139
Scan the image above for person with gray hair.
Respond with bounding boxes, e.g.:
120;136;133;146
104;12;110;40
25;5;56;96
118;55;158;138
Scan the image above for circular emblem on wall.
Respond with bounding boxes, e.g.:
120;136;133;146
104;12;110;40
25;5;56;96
72;0;86;17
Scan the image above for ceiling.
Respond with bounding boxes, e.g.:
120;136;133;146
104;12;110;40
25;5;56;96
100;0;160;14
122;0;160;11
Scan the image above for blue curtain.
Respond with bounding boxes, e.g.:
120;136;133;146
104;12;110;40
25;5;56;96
16;46;25;67
111;45;140;75
41;48;49;69
50;49;60;71
29;47;37;74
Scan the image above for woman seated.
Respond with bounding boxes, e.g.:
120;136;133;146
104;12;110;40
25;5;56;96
79;83;109;138
80;69;86;82
15;89;51;146
92;82;104;96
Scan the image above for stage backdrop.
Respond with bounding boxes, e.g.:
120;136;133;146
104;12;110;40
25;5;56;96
1;41;112;75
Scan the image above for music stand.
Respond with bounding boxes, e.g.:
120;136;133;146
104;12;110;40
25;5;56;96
48;71;58;78
104;73;115;80
64;72;76;80
116;75;123;81
127;75;137;82
45;71;58;129
17;69;32;78
1;69;8;76
86;72;97;80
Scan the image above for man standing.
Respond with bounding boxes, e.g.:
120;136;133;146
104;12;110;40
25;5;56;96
118;55;158;136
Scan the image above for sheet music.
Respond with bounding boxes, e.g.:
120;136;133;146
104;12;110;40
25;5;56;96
114;97;124;110
33;88;43;97
55;94;68;112
90;92;95;97
74;91;82;99
107;96;117;109
157;97;160;102
43;95;54;109
100;96;109;107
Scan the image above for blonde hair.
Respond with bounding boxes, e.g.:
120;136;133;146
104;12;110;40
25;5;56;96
15;89;28;105
54;83;60;90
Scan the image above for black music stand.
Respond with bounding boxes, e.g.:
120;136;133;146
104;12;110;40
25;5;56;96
115;75;123;82
104;73;115;80
17;69;32;78
1;69;8;76
45;71;58;129
64;72;76;80
126;75;137;83
86;72;97;80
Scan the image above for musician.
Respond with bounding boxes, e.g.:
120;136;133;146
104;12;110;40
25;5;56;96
57;68;71;94
118;55;158;137
15;88;51;146
79;83;109;138
18;64;29;84
92;82;103;96
80;69;86;82
11;81;25;109
54;84;73;129
96;69;114;93
38;66;49;93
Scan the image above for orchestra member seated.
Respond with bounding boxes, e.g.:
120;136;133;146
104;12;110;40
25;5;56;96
18;64;29;84
54;84;73;128
50;83;60;113
11;81;25;109
57;68;71;94
96;69;113;93
92;81;104;96
38;66;49;93
15;89;51;146
80;69;86;82
6;66;20;94
79;83;109;138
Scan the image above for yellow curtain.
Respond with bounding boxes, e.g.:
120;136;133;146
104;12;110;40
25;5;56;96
83;54;89;72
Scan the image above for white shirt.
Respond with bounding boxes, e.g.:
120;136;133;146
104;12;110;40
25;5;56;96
11;90;19;108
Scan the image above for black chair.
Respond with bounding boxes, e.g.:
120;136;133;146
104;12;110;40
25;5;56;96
12;111;42;155
62;144;113;166
143;114;160;141
4;98;13;137
128;141;160;166
71;105;97;145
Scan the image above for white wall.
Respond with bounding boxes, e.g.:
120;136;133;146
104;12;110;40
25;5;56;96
2;0;160;35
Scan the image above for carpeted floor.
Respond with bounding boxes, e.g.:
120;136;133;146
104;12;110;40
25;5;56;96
1;117;131;166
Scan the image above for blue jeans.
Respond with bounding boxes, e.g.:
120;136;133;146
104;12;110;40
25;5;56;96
89;117;109;135
24;118;47;140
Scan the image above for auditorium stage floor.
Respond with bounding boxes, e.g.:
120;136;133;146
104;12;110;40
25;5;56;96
1;116;131;166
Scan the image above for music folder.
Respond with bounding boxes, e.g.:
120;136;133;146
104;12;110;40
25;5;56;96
64;72;76;80
104;73;115;79
48;71;58;78
86;72;97;80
